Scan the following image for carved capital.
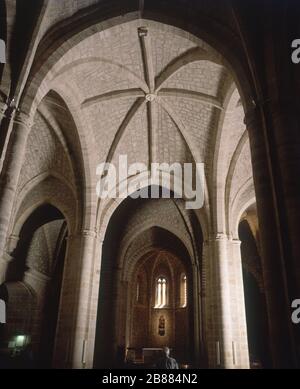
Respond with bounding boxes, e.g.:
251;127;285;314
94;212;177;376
231;238;241;247
82;229;97;238
209;233;228;242
13;111;34;129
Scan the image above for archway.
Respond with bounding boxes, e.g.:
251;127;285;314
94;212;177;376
2;204;68;368
128;241;193;367
94;191;202;368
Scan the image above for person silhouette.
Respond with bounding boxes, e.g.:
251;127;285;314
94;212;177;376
155;347;179;369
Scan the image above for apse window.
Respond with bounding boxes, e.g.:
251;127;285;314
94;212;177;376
155;277;167;308
180;274;187;308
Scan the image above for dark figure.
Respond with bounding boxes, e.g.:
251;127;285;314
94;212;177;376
155;347;179;369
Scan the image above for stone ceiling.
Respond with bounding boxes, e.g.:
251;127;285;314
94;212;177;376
49;20;231;167
17;18;254;235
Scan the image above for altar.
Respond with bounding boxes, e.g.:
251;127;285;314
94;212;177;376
142;348;163;365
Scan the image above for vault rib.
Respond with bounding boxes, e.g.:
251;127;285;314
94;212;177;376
155;47;223;92
159;88;223;110
55;57;149;94
81;89;144;108
138;27;155;93
146;100;158;167
104;97;145;166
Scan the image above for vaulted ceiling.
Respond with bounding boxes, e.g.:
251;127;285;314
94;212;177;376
10;16;254;236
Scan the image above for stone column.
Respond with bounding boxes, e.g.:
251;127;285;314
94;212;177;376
0;252;13;284
0;102;7;122
0;101;9;169
245;106;298;368
205;234;249;368
0;102;7;151
85;238;103;368
53;231;97;368
192;261;201;366
111;265;126;367
70;230;97;369
228;239;249;368
265;102;300;293
201;239;210;366
207;234;233;368
0;111;33;280
52;234;82;368
0;234;19;283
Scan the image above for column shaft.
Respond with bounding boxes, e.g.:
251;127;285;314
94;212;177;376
70;231;96;368
246;106;298;367
206;235;249;368
229;239;249;368
0;112;32;280
208;235;233;368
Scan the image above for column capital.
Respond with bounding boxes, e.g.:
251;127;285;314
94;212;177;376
66;230;98;241
82;229;97;238
230;238;241;246
13;111;34;129
208;233;229;242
